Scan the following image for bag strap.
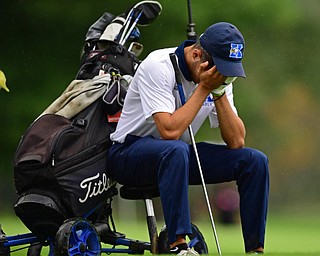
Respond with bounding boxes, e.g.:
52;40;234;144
169;53;186;105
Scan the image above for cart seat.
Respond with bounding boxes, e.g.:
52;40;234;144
120;185;160;200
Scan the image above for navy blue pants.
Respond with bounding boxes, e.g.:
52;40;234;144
108;135;269;252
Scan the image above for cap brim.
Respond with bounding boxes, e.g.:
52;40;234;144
213;56;246;78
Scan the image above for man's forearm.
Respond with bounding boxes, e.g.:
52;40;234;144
153;84;211;140
214;94;246;149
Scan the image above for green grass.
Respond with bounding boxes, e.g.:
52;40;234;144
0;212;319;255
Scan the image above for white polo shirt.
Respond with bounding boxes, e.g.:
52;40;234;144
110;47;237;143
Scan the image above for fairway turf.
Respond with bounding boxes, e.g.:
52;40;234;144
0;211;319;255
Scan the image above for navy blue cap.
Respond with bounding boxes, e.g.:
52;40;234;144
199;22;246;78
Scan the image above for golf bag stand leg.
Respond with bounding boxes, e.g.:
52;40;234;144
145;198;158;254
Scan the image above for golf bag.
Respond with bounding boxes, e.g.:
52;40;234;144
13;92;119;238
13;27;131;242
12;0;162;239
12;60;132;237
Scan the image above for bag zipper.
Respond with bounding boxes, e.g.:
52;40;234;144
54;142;108;178
51;126;82;167
52;136;109;170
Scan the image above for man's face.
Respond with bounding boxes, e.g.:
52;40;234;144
190;56;214;84
190;59;202;84
190;51;238;86
189;48;211;83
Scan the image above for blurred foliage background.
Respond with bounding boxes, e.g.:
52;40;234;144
0;0;319;220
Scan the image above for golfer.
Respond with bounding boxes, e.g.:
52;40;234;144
108;22;269;254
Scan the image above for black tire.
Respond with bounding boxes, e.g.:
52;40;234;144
0;247;10;256
0;229;10;256
54;218;101;256
158;223;208;254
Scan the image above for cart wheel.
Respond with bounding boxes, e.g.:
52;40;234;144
54;218;101;256
158;223;208;254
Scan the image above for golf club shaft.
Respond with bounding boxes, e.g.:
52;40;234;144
120;10;143;45
118;8;135;44
187;125;222;256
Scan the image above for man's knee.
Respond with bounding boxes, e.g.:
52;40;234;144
252;149;268;170
162;140;190;158
240;148;269;177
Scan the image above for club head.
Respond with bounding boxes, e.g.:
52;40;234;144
128;27;141;41
128;42;144;57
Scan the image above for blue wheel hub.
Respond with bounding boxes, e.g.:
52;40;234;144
55;218;101;256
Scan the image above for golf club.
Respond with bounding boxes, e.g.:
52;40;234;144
170;49;222;255
128;42;144;57
120;10;143;45
185;2;222;254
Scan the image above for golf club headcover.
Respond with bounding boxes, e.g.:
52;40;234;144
124;1;162;26
100;16;126;41
85;12;116;42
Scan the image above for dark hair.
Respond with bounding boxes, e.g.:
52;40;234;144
193;41;214;68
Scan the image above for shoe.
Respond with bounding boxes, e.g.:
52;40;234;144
170;243;199;255
247;248;264;254
170;243;188;254
177;248;200;256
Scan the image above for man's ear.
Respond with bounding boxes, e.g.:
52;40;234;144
192;48;202;61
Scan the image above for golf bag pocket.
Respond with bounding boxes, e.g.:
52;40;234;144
13;114;90;195
14;191;68;238
53;148;115;217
